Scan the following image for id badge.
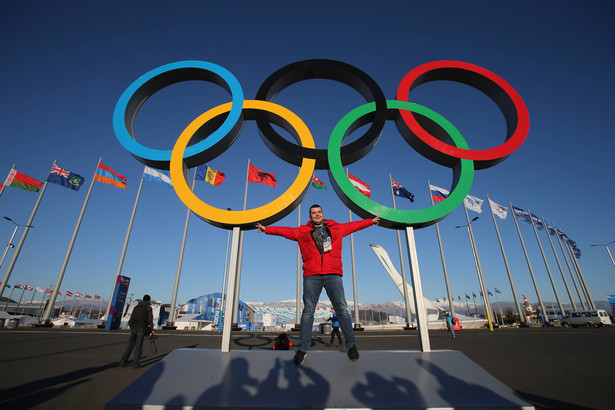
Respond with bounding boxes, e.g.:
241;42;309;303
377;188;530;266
323;237;332;253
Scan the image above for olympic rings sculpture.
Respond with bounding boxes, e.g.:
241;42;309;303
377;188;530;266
113;59;529;230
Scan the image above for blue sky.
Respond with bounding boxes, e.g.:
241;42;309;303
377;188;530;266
0;1;614;310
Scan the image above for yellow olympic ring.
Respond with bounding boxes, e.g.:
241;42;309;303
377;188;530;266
170;100;316;229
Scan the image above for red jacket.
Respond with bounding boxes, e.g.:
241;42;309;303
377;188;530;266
265;218;374;277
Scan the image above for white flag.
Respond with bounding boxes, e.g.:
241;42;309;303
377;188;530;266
464;194;484;213
488;198;508;219
35;286;44;293
143;166;173;187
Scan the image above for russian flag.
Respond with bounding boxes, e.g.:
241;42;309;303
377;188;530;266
429;184;449;202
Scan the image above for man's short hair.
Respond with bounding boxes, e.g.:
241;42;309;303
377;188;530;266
309;204;322;213
143;294;151;302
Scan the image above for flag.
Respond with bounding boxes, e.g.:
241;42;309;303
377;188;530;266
392;179;414;202
472;292;477;298
512;206;532;224
435;298;440;302
1;283;10;288
311;176;326;190
94;163;127;189
85;294;92;299
94;295;101;300
429;184;449;202
529;212;544;230
4;169;43;192
26;285;33;291
14;283;23;289
195;164;225;186
56;290;62;296
465;294;470;299
464;194;484;213
65;291;73;297
458;295;461;301
36;287;44;292
76;292;83;298
46;288;52;294
487;290;493;296
248;164;276;187
143;166;173;187
47;164;84;191
546;224;556;236
495;288;501;294
488;198;508;219
348;172;370;197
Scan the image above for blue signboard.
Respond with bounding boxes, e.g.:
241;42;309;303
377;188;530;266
105;275;130;330
608;295;615;316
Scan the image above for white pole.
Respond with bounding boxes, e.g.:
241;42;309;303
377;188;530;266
43;159;101;324
0;164;16;201
0;161;52;303
487;195;524;322
105;169;145;321
222;227;241;352
295;204;301;329
554;224;585;309
218;219;231;332
167;168;197;327
390;175;412;326
528;209;565;317
510;203;549;324
463;205;493;330
232;159;250;326
404;227;430;352
543;217;576;312
428;181;454;317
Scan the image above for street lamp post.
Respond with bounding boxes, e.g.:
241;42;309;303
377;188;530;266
590;240;615;270
1;217;34;310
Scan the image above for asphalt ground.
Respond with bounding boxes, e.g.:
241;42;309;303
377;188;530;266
0;326;612;410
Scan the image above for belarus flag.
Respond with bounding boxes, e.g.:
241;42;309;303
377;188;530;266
348;173;370;198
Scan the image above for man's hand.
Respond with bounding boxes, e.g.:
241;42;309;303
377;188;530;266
256;223;266;233
372;216;381;225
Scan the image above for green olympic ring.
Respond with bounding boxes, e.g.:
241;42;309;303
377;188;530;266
328;100;474;229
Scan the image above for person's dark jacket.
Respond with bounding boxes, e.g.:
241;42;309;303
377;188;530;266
129;300;153;333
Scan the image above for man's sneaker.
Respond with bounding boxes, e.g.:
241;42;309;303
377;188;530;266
294;350;307;365
347;345;360;361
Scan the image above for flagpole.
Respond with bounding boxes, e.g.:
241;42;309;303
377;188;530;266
0;163;16;200
510;202;549;325
463;205;493;330
23;288;36;315
565;239;595;309
554;223;585;309
61;292;67;317
42;158;102;325
346;169;361;329
15;286;26;312
390;175;412;327
543;217;577;312
493;289;502;326
105;166;145;322
232;159;250;327
218;210;232;333
487;195;524;323
528;208;565;317
70;294;77;317
465;296;470;316
0;160;54;304
166;168;197;329
428;181;455;318
3;286;16;312
293;203;301;330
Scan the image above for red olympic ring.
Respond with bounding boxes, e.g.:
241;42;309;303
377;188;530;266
396;60;530;170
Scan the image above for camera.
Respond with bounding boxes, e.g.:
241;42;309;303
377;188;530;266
149;334;158;340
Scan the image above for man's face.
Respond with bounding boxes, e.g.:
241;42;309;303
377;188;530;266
310;207;324;225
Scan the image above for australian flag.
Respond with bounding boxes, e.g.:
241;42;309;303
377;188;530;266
391;179;414;202
47;164;84;191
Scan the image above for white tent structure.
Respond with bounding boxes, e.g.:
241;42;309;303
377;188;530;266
370;244;487;329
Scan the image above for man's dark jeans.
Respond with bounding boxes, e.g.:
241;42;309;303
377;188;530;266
120;328;146;367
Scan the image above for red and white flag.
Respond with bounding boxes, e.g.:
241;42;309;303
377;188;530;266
348;173;371;198
25;285;33;291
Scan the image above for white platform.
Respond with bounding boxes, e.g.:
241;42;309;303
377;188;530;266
106;349;533;409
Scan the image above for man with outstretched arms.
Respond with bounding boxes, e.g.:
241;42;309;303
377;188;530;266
256;204;380;365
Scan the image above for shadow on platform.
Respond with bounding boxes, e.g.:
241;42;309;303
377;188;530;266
106;349;533;409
